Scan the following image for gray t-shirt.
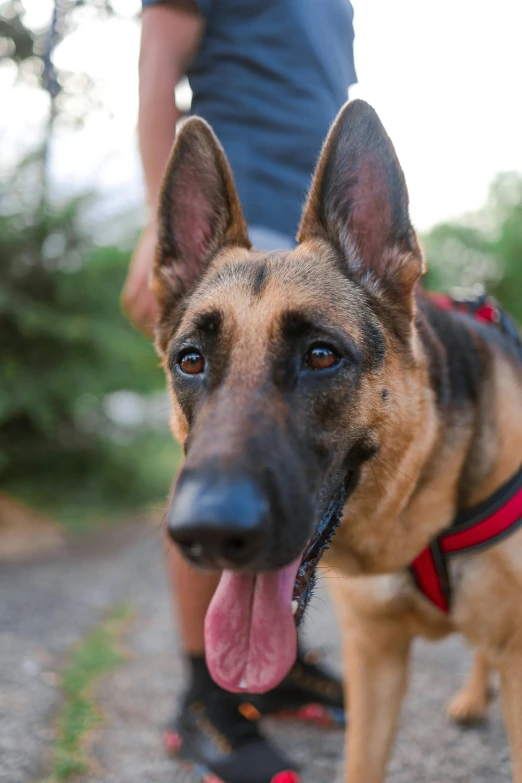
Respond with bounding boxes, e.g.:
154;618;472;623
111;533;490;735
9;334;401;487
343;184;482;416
142;0;356;238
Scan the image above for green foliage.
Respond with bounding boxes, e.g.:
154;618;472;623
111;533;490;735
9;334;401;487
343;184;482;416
0;4;180;525
0;161;179;519
423;173;522;325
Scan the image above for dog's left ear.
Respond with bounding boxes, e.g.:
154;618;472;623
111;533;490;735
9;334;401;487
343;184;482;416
152;117;250;346
298;100;425;316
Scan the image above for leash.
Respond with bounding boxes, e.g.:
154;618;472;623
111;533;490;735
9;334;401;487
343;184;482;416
410;290;522;612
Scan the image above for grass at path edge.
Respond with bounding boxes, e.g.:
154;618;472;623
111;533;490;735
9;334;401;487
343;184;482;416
41;604;132;782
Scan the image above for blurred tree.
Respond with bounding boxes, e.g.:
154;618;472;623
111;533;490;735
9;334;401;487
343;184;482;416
0;0;138;81
0;2;178;524
0;0;139;186
423;172;522;325
0;156;176;520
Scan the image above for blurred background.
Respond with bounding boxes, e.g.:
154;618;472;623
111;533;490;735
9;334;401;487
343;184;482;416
1;0;522;546
1;4;522;782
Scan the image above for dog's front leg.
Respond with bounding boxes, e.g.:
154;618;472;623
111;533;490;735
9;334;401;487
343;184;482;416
499;654;522;782
342;616;411;783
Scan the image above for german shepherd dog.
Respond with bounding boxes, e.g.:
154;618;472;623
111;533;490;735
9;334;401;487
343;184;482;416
153;100;522;781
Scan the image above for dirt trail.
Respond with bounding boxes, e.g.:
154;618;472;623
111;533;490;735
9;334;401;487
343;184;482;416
0;524;511;782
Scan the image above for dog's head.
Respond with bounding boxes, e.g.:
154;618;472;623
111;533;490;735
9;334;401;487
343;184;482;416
153;100;426;693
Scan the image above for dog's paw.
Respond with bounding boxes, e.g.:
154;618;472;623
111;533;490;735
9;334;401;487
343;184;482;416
446;688;489;724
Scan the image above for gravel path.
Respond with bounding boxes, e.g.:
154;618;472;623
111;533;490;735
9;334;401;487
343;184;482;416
0;524;511;783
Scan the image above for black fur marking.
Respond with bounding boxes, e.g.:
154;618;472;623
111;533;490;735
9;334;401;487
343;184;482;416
362;283;415;350
251;262;269;297
280;310;362;367
418;296;483;407
280;310;316;340
194;309;222;334
415;307;450;409
344;436;380;469
344;467;361;497
361;316;386;372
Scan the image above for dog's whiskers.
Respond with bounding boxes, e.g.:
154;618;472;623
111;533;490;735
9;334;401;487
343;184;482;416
375;454;437;491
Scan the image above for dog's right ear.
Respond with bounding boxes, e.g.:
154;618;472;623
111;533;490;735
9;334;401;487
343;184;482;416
298;100;424;322
152;118;250;333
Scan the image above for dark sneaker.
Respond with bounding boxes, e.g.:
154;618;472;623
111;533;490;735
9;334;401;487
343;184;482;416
239;650;345;728
164;686;300;783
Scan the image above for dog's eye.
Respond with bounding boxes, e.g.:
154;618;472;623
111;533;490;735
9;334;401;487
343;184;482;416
179;350;205;375
304;345;340;371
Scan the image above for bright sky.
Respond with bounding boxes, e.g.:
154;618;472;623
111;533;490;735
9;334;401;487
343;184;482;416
351;0;522;229
3;0;522;231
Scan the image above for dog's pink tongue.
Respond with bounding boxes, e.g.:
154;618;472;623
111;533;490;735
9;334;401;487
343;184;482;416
205;559;300;694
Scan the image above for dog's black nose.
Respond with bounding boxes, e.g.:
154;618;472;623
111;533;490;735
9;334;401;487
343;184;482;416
168;472;270;568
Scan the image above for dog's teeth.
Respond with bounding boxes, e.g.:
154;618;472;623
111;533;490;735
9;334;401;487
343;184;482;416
239;678;247;690
291;600;299;616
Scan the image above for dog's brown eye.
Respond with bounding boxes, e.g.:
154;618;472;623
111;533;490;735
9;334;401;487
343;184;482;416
179;351;205;375
304;345;340;370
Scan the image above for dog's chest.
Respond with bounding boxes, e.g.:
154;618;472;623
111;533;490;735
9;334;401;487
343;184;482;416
331;567;456;639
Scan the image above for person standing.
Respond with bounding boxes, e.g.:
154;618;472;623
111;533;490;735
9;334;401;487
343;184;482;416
123;2;357;781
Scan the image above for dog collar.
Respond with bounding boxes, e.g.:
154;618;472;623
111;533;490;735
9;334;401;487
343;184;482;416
410;465;522;613
410;290;522;612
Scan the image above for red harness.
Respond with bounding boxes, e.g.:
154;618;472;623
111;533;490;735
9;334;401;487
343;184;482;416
409;291;522;613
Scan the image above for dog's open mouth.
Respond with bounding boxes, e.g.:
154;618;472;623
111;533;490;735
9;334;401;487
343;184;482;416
291;486;346;625
204;482;347;696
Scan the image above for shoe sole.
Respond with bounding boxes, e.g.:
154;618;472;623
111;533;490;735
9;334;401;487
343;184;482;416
163;729;301;783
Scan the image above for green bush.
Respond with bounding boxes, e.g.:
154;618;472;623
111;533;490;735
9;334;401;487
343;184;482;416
0;165;179;524
423;172;522;325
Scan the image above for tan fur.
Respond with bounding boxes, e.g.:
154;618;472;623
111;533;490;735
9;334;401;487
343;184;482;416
447;651;492;723
153;102;522;781
326;347;522;782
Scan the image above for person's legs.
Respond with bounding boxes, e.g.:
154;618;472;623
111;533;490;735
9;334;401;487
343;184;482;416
165;541;219;654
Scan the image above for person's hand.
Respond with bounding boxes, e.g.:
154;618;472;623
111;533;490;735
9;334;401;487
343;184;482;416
122;221;159;338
